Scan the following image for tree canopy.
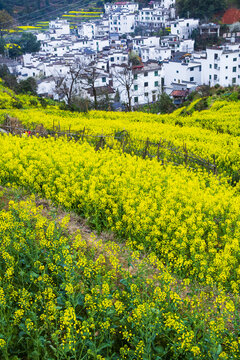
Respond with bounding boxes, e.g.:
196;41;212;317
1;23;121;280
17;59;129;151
0;10;14;37
176;0;227;20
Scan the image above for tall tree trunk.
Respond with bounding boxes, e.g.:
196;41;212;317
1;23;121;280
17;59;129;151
93;86;98;109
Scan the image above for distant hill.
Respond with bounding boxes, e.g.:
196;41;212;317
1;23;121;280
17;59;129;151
0;0;103;24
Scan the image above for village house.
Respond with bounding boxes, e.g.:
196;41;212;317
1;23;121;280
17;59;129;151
104;2;139;14
171;18;199;39
201;44;240;87
163;52;202;94
111;61;163;106
5;0;234;107
109;11;135;34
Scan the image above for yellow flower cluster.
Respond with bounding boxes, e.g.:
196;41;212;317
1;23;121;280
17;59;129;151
0;135;239;293
0;195;239;359
1;99;240;180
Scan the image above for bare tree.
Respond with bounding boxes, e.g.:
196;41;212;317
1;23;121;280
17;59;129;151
81;65;108;110
55;65;82;106
113;65;134;111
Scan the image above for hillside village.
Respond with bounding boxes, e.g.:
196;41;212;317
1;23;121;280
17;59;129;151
2;0;240;109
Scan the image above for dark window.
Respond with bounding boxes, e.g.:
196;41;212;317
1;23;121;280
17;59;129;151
144;71;148;77
190;77;194;82
154;81;158;86
154;70;158;76
134;84;138;90
134;74;138;79
102;77;106;83
144;82;148;87
233;66;237;72
134;96;138;103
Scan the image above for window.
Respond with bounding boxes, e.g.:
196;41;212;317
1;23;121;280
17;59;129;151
233;57;237;61
102;77;106;83
154;81;159;86
226;55;228;58
134;84;138;90
144;92;148;97
232;77;236;84
176;70;179;73
190;77;194;82
214;74;217;80
154;70;158;76
110;57;114;62
134;74;138;80
209;75;212;79
209;64;212;68
226;66;228;69
144;71;148;77
144;82;148;87
214;53;218;60
225;76;228;79
187;23;189;27
134;96;138;103
190;67;194;71
233;66;237;72
214;64;217;69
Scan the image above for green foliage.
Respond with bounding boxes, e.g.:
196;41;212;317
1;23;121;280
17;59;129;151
0;37;5;54
176;0;227;20
18;33;41;54
18;77;37;95
0;10;14;36
158;93;176;114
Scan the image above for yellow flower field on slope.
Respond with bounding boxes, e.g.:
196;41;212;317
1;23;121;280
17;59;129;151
0;197;238;359
0;135;240;293
1;107;239;181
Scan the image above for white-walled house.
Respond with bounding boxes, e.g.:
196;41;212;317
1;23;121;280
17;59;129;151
151;0;175;9
108;49;129;66
49;19;70;37
163;52;202;94
133;36;161;53
201;45;240;87
109;11;135;34
160;36;194;52
105;2;139;14
171;18;199;40
91;38;110;52
140;46;171;62
78;23;96;39
136;7;173;28
111;62;163;106
38;77;56;98
44;61;70;77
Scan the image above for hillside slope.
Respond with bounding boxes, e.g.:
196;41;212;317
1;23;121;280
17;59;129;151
0;0;101;24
